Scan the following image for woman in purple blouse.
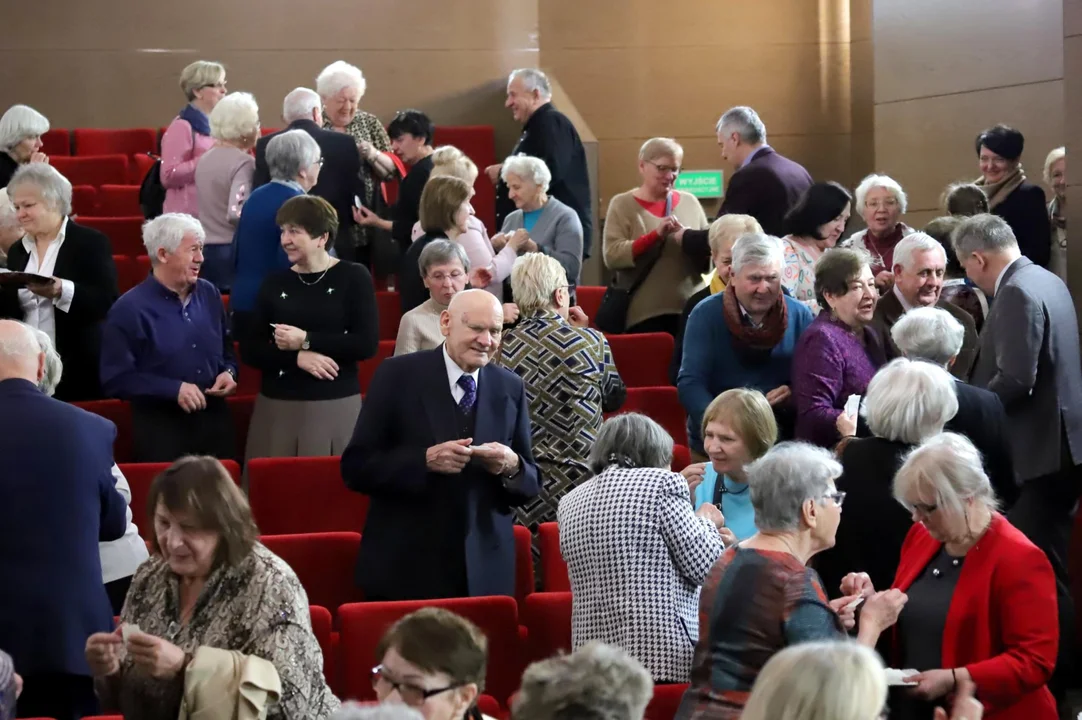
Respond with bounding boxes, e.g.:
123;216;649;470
791;247;887;447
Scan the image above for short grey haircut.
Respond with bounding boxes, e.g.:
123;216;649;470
0;319;41;360
33;328;62;397
951;213;1019;258
511;252;568;315
892;232;945;272
316;60;366;99
588;413;674;475
418;238;470;276
891;306;965;367
330;703;423;720
0;104;50;152
862;358;958;444
894;432;1000;519
266;129;321;182
282;88;321;123
854;174;908;214
748;442;842;533
716;106;767;145
513;642;653;720
501;154;552;194
209;92;260;143
508;68;552;100
7;163;73;216
730;232;784;276
142;213;205;261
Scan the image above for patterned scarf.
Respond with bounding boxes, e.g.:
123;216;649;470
974;165;1026;210
722;284;788;351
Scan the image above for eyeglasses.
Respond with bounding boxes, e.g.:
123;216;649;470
648;160;682;175
911;501;938;515
199;82;227;91
371;665;461;707
865;198;899;210
317;157;325;167
823;491;846;507
428;270;465;283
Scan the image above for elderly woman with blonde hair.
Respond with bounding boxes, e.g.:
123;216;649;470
602;137;710;335
194;91;260;290
843;173;913;287
0;104;50;188
1043;146;1066;280
161;61;227;216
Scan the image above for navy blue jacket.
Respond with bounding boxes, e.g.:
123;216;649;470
0;379;127;676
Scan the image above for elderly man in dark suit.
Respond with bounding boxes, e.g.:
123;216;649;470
342;288;540;600
954;212;1081;700
0;319;127;720
679;106;812;260
870;231;978;379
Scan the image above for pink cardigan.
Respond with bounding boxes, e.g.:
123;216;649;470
411;215;515;300
160;117;216;217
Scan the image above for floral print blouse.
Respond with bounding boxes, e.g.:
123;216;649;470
323;109;392;252
96;543;339;720
780;235;822;315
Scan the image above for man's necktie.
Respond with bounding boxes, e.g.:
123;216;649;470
457;374;476;413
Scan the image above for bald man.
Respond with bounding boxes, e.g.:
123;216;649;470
0;320;126;720
342;289;540;600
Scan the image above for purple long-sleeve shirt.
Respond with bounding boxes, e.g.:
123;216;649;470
792;312;886;447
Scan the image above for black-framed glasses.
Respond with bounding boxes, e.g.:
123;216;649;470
823;491;846;507
648;160;682;175
371;665;461;706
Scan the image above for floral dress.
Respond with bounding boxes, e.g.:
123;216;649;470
780;235;822;314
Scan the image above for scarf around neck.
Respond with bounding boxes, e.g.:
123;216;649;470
178;104;211;136
975;165;1025;210
722;284;789;351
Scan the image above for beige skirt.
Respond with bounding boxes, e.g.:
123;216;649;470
244;393;362;465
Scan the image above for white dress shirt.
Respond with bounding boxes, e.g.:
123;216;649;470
892;283;915;311
993;256;1021;297
443;344;480;404
101;464;150;584
17;217;76;343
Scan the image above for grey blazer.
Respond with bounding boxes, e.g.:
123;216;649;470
501;196;584;285
970;256;1082;480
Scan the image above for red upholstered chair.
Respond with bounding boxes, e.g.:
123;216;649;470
113;255;137;293
74;128;157;157
261;533;363;612
50;154;129;187
128;153;157;185
358;340;397;393
78;216;145;256
671;444;691;472
74;399;133;463
228;395;255;461
338;596;524;705
609;386;688;446
135;254;151;275
247;456;369;535
41;127;71;156
1071;507;1082;645
221;293;230;312
234;341;262;397
537;522;569;592
646;683;690;720
477;695;503;718
71;185;98;216
261;127;280;136
607;333;675;388
576;286;605;328
513;524;535;604
119;460;241;538
375;290;401;341
96;185;142;216
433;126;497;234
522;591;572;662
83;716;125;720
309;605;338;693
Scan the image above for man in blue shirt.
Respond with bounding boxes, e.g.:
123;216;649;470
100;213;238;462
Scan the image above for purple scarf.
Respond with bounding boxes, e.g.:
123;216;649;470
178;103;211;136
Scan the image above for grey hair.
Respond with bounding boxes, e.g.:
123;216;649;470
316;60;366;99
511;252;568;315
209;92;260;143
418;239;470;276
142;213;205;261
716;106;767;144
588;413;674;475
891;306;965;367
862;358;958;444
748;442;842;533
894;432;1000;519
1043;146;1065;185
508;68;552;100
512;642;654;720
33;328;62;396
330;703;423;720
730;232;784;276
892;232;945;272
7;163;73;216
0;104;50;152
0;187;18;231
282;88;321;123
951;213;1019;258
266;129;321;182
0;319;42;360
501;154;552;194
854;174;908;214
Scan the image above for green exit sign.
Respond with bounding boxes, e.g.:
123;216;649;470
675;170;724;198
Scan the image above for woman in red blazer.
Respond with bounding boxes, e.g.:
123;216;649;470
889;433;1057;720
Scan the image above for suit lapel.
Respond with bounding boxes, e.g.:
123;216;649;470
420;348;461;442
878;290;904;327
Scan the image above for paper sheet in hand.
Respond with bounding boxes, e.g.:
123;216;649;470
884;668;918;686
844;394;861;418
843;596;865;612
121;623;142;644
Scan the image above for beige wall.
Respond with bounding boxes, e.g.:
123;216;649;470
1065;0;1082;313
873;0;1064;230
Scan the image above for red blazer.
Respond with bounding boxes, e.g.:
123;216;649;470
892;513;1058;720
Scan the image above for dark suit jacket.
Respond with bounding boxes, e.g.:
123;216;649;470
0;220;118;400
341;347;541;600
252;119;365;255
871;289;979;380
970;257;1082;480
994;183;1051;268
0;379;126;676
949;380;1017;505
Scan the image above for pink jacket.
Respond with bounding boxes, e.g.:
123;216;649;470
160;117;216;217
411;215;516;300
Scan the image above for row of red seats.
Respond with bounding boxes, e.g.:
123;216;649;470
72;185;140;217
49;154;155;187
39;127;279;159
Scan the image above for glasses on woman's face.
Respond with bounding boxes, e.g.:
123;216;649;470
911;501;938;516
200;81;227;91
371;665;460;707
648;160;682;175
823;491;846;507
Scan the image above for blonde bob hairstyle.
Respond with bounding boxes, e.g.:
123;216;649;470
861;357;958;444
893;432;1000;520
741;641;887;720
179;61;226;102
431;146;479;186
638;137;683;164
418;176;473;235
708;214;762;256
701;388;777;462
511;252;568;316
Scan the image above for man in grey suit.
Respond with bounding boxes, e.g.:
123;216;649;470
953;213;1080;698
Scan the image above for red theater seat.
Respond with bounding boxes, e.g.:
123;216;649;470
576;286;605;327
309;605;338;693
71;185;98;216
671;444;691;472
79;216;145;256
433;126;496;234
261;127;280;136
537;522;569;592
96;185;142;216
234;341;262;397
113;255;138;293
647;684;690;720
51;154;130;187
358;340;397;393
522;591;572;662
75;399;133;463
41;128;71;156
611;386;688;446
607;333;675;387
261;533;363;612
513;524;535;605
74;128;158;157
376;291;401;341
228;394;255;459
247;456;369;535
119;460;240;538
129;153;157;184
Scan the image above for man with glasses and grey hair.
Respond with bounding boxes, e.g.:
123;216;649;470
489;69;593;256
677;106;812;261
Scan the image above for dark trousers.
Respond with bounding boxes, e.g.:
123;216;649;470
627;314;680;337
105;574;133;616
17;673;98;720
132;395;236;463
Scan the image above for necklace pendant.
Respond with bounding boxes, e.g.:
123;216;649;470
932;568;941;578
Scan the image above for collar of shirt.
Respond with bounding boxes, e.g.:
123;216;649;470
738;301;763;329
146;272;199;308
892;283;915;312
443;343;480;400
270;179;305;193
741;144;771;169
20;216;68;262
994;257;1020;296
